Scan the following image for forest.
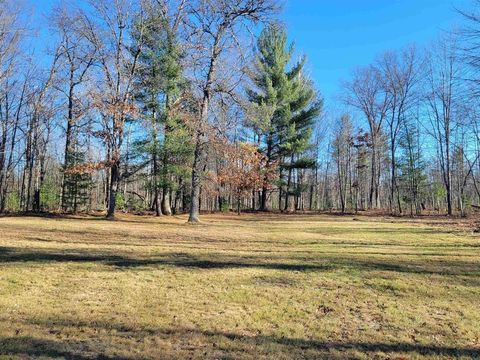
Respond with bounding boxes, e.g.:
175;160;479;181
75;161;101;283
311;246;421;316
1;0;480;222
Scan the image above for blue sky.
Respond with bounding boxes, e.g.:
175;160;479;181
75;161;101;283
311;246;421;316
30;0;466;104
281;0;466;104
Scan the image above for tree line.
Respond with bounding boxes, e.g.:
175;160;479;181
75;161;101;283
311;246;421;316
1;0;480;221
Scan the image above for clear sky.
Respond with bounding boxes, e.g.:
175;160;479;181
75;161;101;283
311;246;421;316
281;0;466;104
30;0;466;105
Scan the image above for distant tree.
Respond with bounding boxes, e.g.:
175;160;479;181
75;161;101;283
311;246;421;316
52;5;97;213
398;114;427;216
0;0;27;212
425;38;460;216
344;66;389;209
377;46;421;214
351;130;371;212
332;114;354;213
22;49;61;213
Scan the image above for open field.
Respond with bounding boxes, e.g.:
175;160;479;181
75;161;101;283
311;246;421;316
0;214;479;359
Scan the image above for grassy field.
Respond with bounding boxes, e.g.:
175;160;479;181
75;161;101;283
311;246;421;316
0;213;479;360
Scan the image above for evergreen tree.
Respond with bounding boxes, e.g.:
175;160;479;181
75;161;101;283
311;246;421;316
62;141;94;213
62;141;93;213
247;23;322;211
132;10;163;216
398;119;427;216
132;3;192;216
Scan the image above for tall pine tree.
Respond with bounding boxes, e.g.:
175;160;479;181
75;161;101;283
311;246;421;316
132;2;192;216
247;23;322;211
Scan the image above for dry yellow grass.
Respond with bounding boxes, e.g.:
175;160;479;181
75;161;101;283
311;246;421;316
0;213;479;359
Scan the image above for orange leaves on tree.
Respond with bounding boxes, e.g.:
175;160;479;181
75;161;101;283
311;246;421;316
64;160;115;175
210;139;277;198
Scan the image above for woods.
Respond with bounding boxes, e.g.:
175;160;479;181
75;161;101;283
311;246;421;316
2;0;480;219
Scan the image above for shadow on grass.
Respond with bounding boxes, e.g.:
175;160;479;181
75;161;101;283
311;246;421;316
212;331;480;358
0;212;188;226
0;247;332;272
1;246;479;280
305;227;444;235
1;326;479;359
0;336;136;360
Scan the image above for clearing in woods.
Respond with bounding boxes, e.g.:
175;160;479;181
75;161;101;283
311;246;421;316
0;214;479;359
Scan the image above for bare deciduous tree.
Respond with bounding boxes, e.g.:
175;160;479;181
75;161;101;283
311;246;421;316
344;65;389;209
80;0;148;219
425;37;461;216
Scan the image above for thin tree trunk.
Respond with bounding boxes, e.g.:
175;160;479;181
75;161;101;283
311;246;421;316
107;162;120;219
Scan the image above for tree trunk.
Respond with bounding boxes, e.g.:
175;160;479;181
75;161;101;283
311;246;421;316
237;195;241;215
189;136;203;222
153;187;161;216
61;74;75;211
284;165;293;212
107;162;120;219
153;150;161;216
369;142;376;209
162;187;172;215
188;31;222;223
260;186;268;211
260;135;273;211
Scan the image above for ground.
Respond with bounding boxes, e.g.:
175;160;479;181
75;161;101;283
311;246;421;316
0;213;479;360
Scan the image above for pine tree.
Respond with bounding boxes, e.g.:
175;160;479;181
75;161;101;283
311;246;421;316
398;119;426;216
132;3;192;216
247;23;322;211
62;146;93;213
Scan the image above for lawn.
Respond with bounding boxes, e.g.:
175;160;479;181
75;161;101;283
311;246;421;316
0;213;479;359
